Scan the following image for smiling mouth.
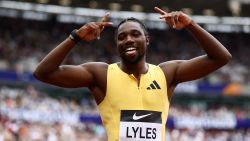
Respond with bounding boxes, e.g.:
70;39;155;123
125;47;136;52
124;47;137;56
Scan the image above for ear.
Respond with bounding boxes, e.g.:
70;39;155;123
146;35;150;46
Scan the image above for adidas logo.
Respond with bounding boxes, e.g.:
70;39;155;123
147;80;161;90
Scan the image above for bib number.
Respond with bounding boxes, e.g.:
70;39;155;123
119;110;162;141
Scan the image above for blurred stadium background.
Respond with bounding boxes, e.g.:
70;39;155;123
0;0;250;140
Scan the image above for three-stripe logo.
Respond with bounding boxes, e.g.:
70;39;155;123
147;80;161;90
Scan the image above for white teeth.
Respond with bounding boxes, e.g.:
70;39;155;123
126;47;136;51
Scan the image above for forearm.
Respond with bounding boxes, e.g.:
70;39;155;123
34;38;75;76
186;21;232;63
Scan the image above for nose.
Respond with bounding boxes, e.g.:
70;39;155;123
125;35;135;45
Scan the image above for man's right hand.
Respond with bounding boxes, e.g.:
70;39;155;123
76;13;113;42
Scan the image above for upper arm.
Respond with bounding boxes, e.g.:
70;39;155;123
34;62;107;88
160;55;228;85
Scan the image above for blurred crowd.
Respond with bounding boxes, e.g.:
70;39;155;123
1;16;250;140
0;86;105;141
0;17;250;86
1;86;250;141
166;128;250;141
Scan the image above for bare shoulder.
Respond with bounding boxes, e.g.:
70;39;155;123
80;62;108;77
80;62;108;89
158;60;186;99
158;60;184;75
80;62;108;69
158;60;185;85
80;62;108;103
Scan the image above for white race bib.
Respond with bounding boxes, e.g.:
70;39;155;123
119;110;162;141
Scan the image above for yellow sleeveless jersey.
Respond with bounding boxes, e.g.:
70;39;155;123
98;63;170;141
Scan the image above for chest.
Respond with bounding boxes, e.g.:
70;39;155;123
106;73;167;111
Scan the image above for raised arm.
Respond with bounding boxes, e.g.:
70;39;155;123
154;7;232;94
33;13;113;88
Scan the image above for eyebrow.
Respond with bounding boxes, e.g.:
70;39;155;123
118;29;142;36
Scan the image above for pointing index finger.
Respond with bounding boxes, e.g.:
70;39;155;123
154;7;167;15
99;12;112;32
101;12;110;22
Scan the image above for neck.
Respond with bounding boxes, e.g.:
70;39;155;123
119;59;148;78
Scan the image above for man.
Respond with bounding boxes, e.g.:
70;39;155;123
34;7;232;141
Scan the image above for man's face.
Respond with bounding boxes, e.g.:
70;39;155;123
116;21;149;63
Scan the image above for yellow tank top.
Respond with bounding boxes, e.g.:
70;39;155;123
98;63;170;141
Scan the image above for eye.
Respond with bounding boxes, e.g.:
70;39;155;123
131;31;141;37
117;33;125;41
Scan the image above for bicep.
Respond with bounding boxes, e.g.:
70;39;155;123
172;55;224;83
41;64;94;88
159;55;224;100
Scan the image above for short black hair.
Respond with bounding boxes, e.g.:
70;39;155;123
115;17;149;39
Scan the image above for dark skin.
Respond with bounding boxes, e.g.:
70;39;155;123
33;7;232;104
